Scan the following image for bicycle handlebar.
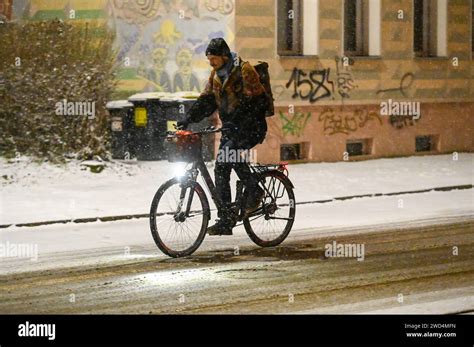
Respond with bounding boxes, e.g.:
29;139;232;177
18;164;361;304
171;125;229;136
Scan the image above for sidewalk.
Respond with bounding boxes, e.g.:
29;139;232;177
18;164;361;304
0;153;472;226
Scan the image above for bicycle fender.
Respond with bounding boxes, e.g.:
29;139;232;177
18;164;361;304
264;170;295;189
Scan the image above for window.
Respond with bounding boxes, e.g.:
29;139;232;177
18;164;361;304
346;139;372;156
415;135;438;152
414;0;447;57
344;0;369;56
277;0;302;55
281;144;301;160
277;0;319;56
343;0;381;56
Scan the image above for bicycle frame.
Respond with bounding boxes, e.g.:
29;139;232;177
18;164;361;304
171;127;291;221
178;158;284;222
150;126;297;258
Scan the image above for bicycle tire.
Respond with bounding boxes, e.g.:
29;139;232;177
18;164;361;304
150;178;210;257
243;170;296;247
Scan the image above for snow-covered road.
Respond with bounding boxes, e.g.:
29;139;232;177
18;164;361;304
0;218;472;314
0;188;472;275
1;153;472;314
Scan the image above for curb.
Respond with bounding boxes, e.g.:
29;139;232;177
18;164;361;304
1;184;472;229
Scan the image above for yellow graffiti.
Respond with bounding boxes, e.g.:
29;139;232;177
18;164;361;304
173;46;200;92
319;109;382;135
205;0;234;15
153;19;182;45
176;47;193;76
152;46;168;71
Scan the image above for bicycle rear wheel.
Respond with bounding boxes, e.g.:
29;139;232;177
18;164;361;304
150;178;210;257
243;170;296;247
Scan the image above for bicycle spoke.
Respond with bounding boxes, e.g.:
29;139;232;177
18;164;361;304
151;179;207;255
244;172;295;246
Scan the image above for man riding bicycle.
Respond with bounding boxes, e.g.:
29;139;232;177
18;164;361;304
177;38;268;236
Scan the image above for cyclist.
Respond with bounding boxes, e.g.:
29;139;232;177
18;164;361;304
177;38;267;236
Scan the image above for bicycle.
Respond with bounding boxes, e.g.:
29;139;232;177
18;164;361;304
149;126;296;258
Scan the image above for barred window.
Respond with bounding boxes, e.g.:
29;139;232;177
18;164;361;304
277;0;319;56
414;0;447;57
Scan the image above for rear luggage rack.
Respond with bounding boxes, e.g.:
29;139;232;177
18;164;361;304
251;162;289;176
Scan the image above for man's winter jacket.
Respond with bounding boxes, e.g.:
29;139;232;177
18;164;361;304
186;55;268;144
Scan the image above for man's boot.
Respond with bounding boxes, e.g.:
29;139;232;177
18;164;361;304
245;185;265;214
207;207;236;236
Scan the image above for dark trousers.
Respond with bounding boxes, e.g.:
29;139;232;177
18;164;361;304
214;135;262;220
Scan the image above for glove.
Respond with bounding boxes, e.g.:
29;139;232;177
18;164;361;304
177;119;190;130
222;122;238;132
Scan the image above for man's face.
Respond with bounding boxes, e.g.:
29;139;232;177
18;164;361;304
207;54;227;70
176;48;193;75
152;47;168;70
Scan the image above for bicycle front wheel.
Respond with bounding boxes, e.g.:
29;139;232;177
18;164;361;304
150;178;210;258
243;170;296;247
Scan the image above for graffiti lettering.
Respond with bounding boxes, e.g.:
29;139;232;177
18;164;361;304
377;72;415;98
319;109;382;135
279;111;312;137
285;68;334;103
389;115;419;130
273;85;286;100
285;57;358;103
334;56;358;99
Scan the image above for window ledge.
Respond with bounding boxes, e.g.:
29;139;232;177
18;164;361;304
346;55;382;60
277;55;320;59
413;56;449;61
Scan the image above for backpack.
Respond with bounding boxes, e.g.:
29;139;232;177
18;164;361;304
253;61;275;117
211;60;275;118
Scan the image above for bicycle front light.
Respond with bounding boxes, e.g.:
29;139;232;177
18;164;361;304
172;163;187;178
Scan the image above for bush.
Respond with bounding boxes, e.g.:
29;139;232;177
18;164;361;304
0;19;117;162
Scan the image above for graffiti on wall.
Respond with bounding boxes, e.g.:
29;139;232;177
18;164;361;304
279;111;312;137
334;56;358;100
21;0;235;94
389;115;419;129
319;109;382;135
205;0;234;15
285;67;334;103
285;56;358;103
109;0;235;93
111;0;161;23
264;110;312;151
273;85;286;100
376;72;415;98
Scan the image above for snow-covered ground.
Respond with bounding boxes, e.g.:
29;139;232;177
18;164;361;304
1;153;472;225
0;153;472;275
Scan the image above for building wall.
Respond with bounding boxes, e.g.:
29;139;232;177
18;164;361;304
0;0;13;19
235;0;474;163
12;0;236;97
